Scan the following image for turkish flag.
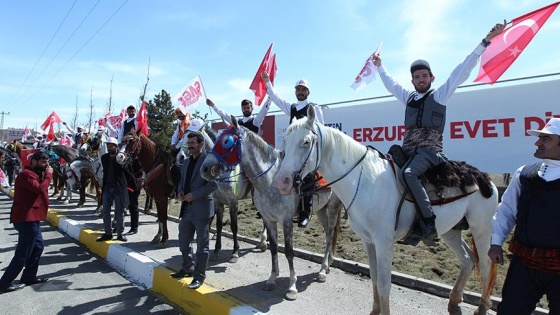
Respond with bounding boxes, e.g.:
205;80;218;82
20;149;41;169
40;111;62;131
46;125;56;142
475;2;559;84
136;101;149;136
249;43;275;106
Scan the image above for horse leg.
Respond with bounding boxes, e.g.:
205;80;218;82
51;173;60;197
211;202;224;261
282;218;298;301
440;230;474;315
263;220;279;292
152;198;168;246
256;220;268;252
362;241;381;315
94;180;102;213
143;192;151;214
469;224;496;315
228;201;240;263
315;206;330;282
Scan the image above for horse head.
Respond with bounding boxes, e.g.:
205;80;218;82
274;105;322;195
116;130;141;165
200;118;243;181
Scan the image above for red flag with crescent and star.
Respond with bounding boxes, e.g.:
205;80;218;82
475;2;559;84
40;111;62;131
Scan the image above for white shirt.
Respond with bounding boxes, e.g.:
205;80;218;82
377;44;486;106
265;81;325;125
491;159;560;245
212;97;272;134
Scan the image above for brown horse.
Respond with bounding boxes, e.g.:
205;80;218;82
119;131;173;245
48;145;77;197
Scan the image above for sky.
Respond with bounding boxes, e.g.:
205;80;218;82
1;0;559;132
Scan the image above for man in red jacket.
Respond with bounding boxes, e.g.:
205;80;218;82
0;151;52;294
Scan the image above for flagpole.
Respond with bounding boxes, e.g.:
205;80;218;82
199;74;213;116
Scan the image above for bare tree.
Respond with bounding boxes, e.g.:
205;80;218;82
140;58;150;102
87;85;95;132
107;72;114;113
71;95;79;129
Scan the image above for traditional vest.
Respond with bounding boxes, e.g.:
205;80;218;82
405;90;445;132
290;103;315;124
514;162;560;249
402;91;445;154
122;119;136;136
238;118;258;133
74;132;83;145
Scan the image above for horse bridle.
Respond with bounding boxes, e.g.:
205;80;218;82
291;123;323;190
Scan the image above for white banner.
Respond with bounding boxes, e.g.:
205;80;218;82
175;75;206;114
275;78;560;173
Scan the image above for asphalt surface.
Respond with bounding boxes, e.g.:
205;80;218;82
0;193;179;315
0;188;511;315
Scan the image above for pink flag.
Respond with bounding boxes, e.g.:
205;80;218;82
175;75;207;115
475;2;559;84
40;111;62;131
59;134;73;147
249;43;275;106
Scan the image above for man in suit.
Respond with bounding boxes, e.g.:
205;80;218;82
170;131;217;290
96;137;129;242
0;151;52;294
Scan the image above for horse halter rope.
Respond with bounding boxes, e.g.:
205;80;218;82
117;134;141;165
290;123;323;190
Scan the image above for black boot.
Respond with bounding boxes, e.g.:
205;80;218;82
419;214;438;242
298;194;312;228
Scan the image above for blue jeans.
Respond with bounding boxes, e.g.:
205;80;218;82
0;221;44;288
102;187;125;236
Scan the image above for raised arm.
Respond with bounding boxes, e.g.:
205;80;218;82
206;99;233;124
262;71;293;115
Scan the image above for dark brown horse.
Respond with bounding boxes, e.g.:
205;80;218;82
47;145;77;199
119;131;173;245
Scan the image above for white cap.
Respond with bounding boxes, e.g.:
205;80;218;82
187;118;204;131
294;79;310;90
97;126;106;132
105;137;119;145
527;117;560;137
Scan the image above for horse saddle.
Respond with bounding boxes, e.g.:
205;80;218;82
387;145;480;206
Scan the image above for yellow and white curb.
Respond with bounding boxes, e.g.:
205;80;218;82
46;209;262;315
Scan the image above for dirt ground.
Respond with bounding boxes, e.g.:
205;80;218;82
146;195;510;297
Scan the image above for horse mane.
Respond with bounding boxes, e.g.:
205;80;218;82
243;126;280;158
51;144;77;162
286;118;371;164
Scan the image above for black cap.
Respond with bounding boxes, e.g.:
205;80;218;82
31;151;49;161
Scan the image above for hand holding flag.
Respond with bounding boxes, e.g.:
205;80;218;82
475;2;559;84
250;43;276;106
351;42;383;92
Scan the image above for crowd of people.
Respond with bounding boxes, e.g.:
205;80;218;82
0;19;558;314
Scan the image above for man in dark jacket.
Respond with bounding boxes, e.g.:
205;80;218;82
96;137;129;242
170;131;216;289
0;151;52;294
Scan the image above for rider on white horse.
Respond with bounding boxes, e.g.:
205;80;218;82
371;21;506;242
262;71;324;228
206;97;272;136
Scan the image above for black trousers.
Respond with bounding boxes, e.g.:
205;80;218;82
128;190;141;230
498;256;560;315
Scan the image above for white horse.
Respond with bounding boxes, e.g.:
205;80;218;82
273;106;499;315
200;119;343;300
176;127;268;262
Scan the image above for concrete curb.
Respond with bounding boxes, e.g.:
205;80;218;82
45;209;263;315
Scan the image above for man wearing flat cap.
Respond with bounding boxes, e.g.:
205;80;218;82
372;21;506;243
488;117;560;314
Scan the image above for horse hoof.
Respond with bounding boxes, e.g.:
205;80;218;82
448;304;462;315
256;242;268;252
263;283;275;291
63;200;69;205
228;255;239;264
151;236;162;245
285;290;297;301
156;242;166;249
316;273;327;283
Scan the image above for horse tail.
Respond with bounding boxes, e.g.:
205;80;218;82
332;206;342;256
473;171;494;199
470;235;497;303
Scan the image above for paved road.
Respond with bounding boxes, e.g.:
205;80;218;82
0;189;507;315
0;193;179;315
